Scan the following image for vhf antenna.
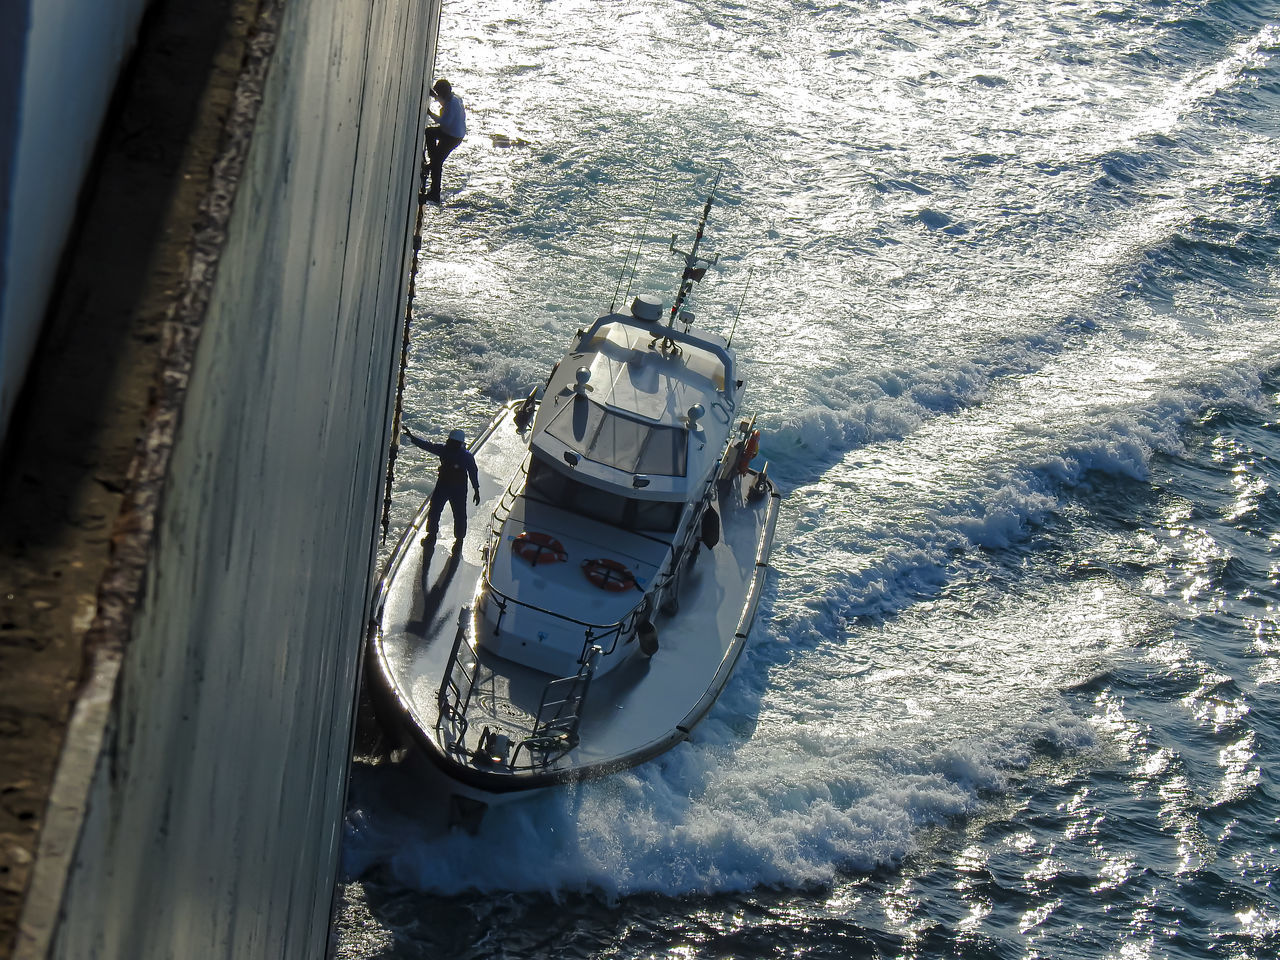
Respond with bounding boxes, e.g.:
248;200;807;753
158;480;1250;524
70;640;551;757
727;266;754;347
666;166;723;330
610;182;659;313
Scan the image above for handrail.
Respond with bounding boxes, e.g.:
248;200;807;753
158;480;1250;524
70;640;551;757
436;607;480;754
480;582;638;658
485;456;529;559
437;625;602;774
510;645;601;770
476;461;722;657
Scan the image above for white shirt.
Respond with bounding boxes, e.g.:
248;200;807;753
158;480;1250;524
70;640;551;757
437;95;467;139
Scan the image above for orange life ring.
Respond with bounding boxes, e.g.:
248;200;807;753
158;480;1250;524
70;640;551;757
737;428;760;475
512;531;567;565
581;557;639;592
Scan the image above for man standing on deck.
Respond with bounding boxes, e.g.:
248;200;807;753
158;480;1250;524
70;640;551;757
403;427;480;546
423;78;466;204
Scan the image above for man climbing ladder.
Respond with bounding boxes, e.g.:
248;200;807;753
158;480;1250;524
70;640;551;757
423;78;466;204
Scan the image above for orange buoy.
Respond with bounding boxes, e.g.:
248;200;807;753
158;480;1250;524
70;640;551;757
581;557;639;592
512;531;568;565
737;428;760;475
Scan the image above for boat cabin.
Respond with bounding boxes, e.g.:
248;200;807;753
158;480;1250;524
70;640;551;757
477;309;739;678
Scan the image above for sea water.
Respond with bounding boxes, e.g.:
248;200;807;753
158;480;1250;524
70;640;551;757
334;1;1280;956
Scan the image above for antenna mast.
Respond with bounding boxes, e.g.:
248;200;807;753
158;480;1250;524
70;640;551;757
667;167;723;329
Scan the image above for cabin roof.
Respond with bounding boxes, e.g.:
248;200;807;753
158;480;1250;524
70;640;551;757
529;313;737;496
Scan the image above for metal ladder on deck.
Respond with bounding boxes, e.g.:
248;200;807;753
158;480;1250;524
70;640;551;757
437;608;480;753
511;645;601;769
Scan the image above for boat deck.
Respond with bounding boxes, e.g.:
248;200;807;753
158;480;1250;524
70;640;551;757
371;403;780;789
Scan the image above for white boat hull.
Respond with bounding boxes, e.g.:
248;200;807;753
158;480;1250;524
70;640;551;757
366;401;780;801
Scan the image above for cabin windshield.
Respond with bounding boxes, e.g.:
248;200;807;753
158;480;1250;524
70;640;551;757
545;397;688;477
525;457;683;533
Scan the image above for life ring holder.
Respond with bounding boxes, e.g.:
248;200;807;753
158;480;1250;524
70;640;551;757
581;557;640;592
512;531;568;566
736;428;760;475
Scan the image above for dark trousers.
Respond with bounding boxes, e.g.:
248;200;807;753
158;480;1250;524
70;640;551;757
424;129;463;199
426;483;468;540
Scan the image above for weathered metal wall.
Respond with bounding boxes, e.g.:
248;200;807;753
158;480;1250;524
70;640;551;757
42;0;440;956
0;0;150;441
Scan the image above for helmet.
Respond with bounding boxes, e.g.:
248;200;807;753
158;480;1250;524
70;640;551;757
449;429;465;444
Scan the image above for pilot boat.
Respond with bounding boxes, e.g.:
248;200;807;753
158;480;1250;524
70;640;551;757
367;177;781;824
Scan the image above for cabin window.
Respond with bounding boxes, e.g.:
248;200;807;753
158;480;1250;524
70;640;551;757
545;397;688;477
525;457;683;532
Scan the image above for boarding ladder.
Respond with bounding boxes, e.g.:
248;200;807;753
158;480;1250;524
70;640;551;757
437;608;480;753
510;645;601;769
